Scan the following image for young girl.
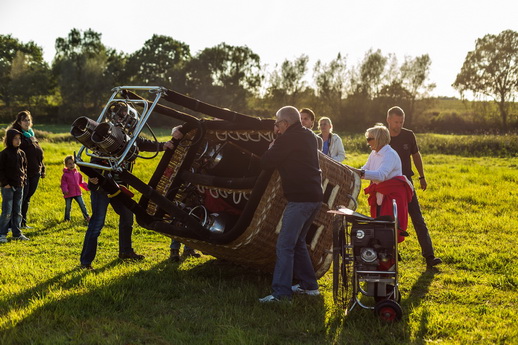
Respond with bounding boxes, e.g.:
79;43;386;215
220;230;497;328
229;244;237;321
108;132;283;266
0;129;29;243
60;155;90;222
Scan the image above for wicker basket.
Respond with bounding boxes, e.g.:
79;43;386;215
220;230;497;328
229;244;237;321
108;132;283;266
148;142;360;278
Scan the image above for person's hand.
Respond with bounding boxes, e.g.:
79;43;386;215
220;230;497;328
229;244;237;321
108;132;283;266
349;167;361;175
163;140;174;150
171;126;184;140
419;177;427;191
89;177;99;185
41;172;46;178
268;139;275;149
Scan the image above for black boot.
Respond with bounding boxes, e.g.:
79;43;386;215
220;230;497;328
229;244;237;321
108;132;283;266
183;248;201;258
169;249;180;262
426;256;443;267
119;251;145;261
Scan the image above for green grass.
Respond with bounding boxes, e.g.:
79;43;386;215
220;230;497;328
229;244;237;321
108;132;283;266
0;132;517;344
341;133;518;158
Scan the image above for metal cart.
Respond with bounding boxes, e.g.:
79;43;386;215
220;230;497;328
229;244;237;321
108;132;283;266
330;199;403;322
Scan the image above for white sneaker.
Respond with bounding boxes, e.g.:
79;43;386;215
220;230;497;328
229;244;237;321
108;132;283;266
259;295;285;303
0;235;7;243
13;234;30;241
292;284;320;296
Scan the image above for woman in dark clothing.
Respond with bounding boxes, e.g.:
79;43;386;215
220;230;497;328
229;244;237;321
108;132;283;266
10;110;45;228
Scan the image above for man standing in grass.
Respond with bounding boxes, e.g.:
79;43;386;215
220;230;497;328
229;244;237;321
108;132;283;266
79;103;175;270
386;106;442;267
259;106;323;302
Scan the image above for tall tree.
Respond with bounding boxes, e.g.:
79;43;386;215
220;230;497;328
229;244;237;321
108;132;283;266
185;43;262;112
265;55;309;109
453;30;518;129
355;49;387;98
399;54;435;126
313;53;347;119
345;50;388;128
9;51;54;109
125;34;191;89
0;35;52;112
53;29;121;120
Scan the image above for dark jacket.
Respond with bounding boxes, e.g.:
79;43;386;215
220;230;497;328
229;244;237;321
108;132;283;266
0;129;27;187
261;122;323;202
88;136;165;191
12;123;45;177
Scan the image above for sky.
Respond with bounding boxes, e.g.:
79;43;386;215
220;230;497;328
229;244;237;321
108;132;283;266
1;0;517;98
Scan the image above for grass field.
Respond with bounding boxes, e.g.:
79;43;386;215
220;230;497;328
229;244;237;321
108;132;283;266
0;131;517;344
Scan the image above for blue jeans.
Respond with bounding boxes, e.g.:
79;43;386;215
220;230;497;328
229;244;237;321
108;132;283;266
0;186;24;237
65;196;90;221
80;189;134;265
271;201;321;299
170;239;192;251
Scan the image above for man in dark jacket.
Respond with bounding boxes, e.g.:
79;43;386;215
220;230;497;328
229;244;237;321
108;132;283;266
259;106;323;302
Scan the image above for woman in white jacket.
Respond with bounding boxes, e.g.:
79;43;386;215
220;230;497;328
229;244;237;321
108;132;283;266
318;117;346;162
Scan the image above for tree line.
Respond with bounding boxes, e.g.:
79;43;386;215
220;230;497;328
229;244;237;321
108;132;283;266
1;29;517;132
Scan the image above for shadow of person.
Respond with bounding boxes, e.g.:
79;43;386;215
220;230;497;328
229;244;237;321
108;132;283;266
1;258;328;344
401;267;440;343
0;260;121;320
324;264;440;343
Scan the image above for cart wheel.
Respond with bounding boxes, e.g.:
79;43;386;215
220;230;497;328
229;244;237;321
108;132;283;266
374;300;403;322
332;216;351;306
332;216;344;302
374;284;401;304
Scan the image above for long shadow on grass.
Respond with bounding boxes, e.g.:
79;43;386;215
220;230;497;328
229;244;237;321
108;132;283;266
26;218;80;237
1;258;328;345
402;267;439;343
324;267;439;344
0;260;122;317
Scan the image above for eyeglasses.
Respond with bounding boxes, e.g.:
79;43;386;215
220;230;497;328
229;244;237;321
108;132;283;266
274;120;286;127
366;137;375;142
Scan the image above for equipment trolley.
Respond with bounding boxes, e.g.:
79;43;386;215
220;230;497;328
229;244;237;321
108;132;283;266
330;200;403;322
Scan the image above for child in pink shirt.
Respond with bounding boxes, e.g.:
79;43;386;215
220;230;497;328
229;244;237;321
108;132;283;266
60;156;90;222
